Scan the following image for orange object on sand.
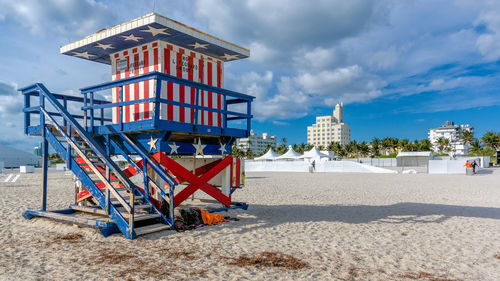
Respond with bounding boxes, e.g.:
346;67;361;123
200;209;226;225
464;161;471;168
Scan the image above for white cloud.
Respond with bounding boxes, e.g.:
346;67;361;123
194;0;376;52
474;1;500;60
0;0;115;37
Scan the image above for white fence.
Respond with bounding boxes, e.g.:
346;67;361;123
428;157;489;174
344;158;397;167
245;160;397;174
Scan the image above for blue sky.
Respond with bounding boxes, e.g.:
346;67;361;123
1;0;500;151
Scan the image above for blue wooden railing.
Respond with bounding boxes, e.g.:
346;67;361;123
79;71;254;136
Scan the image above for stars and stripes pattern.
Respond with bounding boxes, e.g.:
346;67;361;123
111;40;224;127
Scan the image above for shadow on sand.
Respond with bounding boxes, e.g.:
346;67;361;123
140;202;500;239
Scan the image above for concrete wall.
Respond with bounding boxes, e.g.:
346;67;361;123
245;160;397;174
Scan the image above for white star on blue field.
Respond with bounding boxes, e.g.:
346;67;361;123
1;0;500;151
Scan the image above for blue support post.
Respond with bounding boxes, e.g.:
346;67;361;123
100;108;104;126
223;95;227;129
105;134;111;215
143;158;149;202
154;79;162;127
83;93;88;131
119;87;123;131
89;92;94;133
246;101;251;134
66;123;71;170
194;88;199;126
24;93;30;134
40;92;48;211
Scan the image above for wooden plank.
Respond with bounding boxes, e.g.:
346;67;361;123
70;205;107;215
133;213;161;222
134;223;170;236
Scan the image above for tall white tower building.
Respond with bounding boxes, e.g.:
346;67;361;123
307;103;350;147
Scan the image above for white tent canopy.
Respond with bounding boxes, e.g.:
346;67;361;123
300;146;330;159
254;149;280;161
276;145;302;160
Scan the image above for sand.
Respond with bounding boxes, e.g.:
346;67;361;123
0;168;499;280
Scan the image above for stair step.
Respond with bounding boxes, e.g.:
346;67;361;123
134;223;170;236
133;203;152;209
117;203;152;211
110;196;143;204
133;213;161;222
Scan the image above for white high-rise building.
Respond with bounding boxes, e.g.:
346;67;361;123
428;121;473;155
307;103;351;147
236;130;277;154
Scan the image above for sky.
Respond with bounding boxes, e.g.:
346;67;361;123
1;0;500;152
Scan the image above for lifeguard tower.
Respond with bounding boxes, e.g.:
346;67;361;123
20;13;253;239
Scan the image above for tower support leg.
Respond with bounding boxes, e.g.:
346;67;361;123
41;130;48;211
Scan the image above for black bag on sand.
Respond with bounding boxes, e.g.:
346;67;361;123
180;208;203;225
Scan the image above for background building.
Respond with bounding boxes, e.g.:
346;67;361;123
307;103;351;147
236;130;277;154
428;121;473;155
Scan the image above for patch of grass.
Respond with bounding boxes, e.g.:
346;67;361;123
226;251;309;270
53;233;83;243
169;250;197;260
348;266;359;278
95;250;136;265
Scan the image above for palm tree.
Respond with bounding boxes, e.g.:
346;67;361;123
328;141;343;157
298;142;306;154
391;137;399;154
398;139;409;152
232;146;245;158
305;143;314;151
245;148;255;159
280;138;287;146
460;130;474;146
470;139;482;154
437;137;450;154
381;137;392;155
359;141;369;157
481;131;499;150
370;138;380;157
419;139;432;151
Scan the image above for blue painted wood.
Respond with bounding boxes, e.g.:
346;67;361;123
81;71;253;100
40;92;48;212
45;124;134;239
23;209;117;229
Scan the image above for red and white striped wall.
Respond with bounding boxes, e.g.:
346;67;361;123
111;40;224;127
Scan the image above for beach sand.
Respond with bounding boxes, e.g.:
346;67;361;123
0;168;499;280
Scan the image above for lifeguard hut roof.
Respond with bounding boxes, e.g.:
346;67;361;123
60;13;250;65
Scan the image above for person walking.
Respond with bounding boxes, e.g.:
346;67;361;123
311;160;316;172
464;160;471;168
472;160;478;174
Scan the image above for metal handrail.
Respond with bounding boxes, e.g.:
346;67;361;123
80;71;254;100
79;71;253;134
